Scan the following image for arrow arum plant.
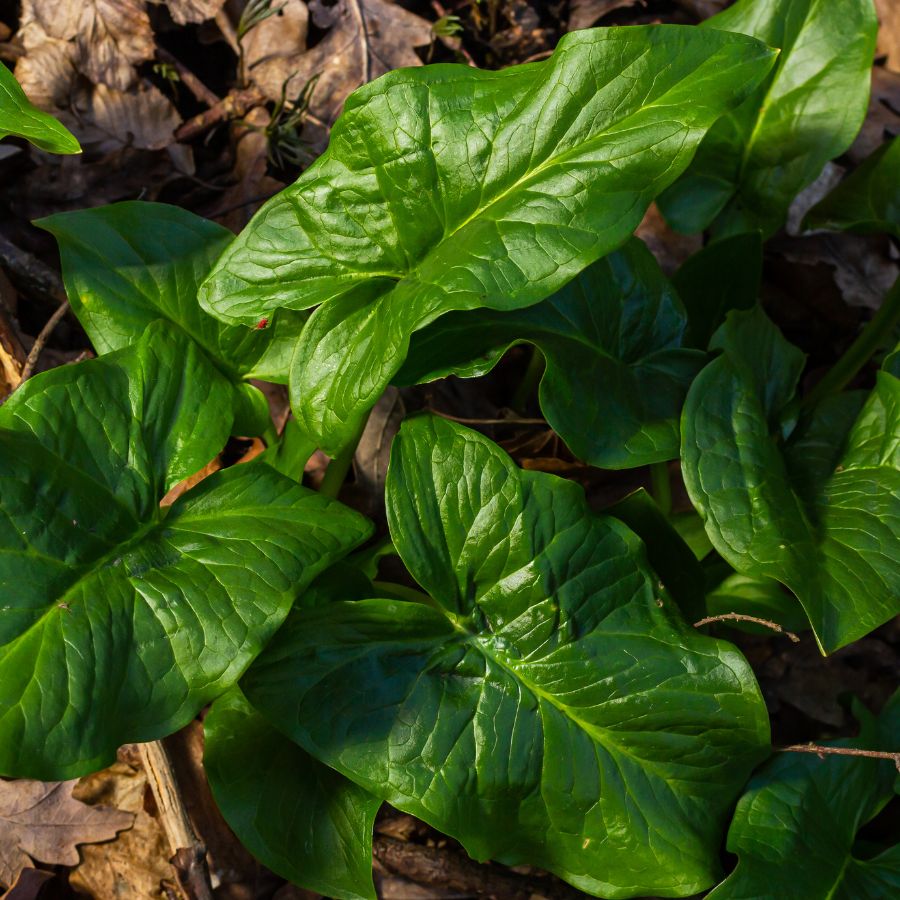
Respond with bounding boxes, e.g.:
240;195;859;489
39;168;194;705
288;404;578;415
1;4;899;898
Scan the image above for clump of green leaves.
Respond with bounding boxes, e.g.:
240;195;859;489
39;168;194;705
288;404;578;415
2;3;899;898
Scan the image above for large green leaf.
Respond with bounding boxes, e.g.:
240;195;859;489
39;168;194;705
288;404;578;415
671;232;762;349
657;0;878;237
681;306;900;653
38;202;305;384
398;238;704;468
0;63;80;154
708;691;900;899
242;415;770;898
804;136;900;238
205;688;380;900
0;323;371;779
200;26;776;454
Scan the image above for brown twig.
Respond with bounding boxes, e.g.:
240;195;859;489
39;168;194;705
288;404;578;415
0;234;67;307
426;406;548;426
138;740;214;900
374;835;584;899
156;47;220;108
175;86;267;143
693;612;800;643
18;299;69;382
777;743;900;772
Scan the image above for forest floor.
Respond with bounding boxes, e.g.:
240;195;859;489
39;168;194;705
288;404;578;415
0;0;898;898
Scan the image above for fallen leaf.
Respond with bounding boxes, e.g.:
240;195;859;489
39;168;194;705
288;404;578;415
354;386;405;516
568;0;641;32
850;66;900;162
69;756;171;900
251;0;432;139
156;0;229;25
1;868;55;900
87;81;181;151
674;0;730;18
876;0;900;72
635;203;702;275
242;0;309;73
20;0;154;91
0;780;133;888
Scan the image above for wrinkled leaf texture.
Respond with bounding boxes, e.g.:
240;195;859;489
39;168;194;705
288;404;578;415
0;323;371;779
0;62;80;153
243;414;770;898
399;238;705;468
658;0;878;237
200;25;777;454
681;306;900;653
708;691;900;898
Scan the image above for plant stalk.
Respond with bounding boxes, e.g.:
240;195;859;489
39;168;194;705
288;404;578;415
802;277;900;409
650;462;672;517
512;345;545;414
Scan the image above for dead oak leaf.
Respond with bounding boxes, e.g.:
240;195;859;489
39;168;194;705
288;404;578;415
20;0;154;91
252;0;432;132
153;0;229;25
0;780;133;888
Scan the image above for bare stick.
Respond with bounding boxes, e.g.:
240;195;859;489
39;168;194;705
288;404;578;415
0;234;66;307
426;406;548;426
138;740;214;900
156;48;220;108
693;612;800;643
18;300;69;382
175;86;266;143
777;743;900;772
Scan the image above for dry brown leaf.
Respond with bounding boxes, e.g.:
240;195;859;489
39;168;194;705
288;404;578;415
876;0;900;72
242;0;309;72
87;81;181;151
568;0;641;32
70;757;171;899
1;868;55;900
354;386;405;515
20;0;154;91
252;0;432;133
0;780;133;888
157;0;229;25
851;66;900;163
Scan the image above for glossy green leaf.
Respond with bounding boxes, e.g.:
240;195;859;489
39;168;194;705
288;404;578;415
708;691;900;899
0;63;80;154
681;306;900;653
0;323;372;779
243;414;770;898
672;232;762;349
37;202;306;384
804;136;900;238
398;238;705;468
205;688;379;900
606;487;706;622
200;26;776;454
658;0;878;237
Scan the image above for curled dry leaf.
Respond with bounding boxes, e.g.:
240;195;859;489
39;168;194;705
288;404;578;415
20;0;154;91
251;0;432;147
0;779;133;888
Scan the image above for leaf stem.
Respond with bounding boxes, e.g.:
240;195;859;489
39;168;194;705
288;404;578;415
650;462;672;517
373;580;441;610
512;345;545;414
802;277;900;409
318;418;367;499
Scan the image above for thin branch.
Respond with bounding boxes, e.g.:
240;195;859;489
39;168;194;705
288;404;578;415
777;743;900;772
138;740;214;900
0;234;67;308
175;86;267;143
693;612;800;643
18;300;69;382
156;47;220;108
426;406;548;426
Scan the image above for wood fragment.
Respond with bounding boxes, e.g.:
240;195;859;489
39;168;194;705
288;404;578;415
693;612;801;643
18;300;69;383
175;87;267;142
777;743;900;771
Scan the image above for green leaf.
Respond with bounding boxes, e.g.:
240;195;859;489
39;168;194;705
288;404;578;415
0;322;372;779
672;232;762;349
0;63;80;154
242;414;770;898
37;202;306;384
605;487;706;622
804;136;900;238
200;26;777;454
681;306;900;653
398;238;705;468
205;688;379;900
708;691;900;899
658;0;878;237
